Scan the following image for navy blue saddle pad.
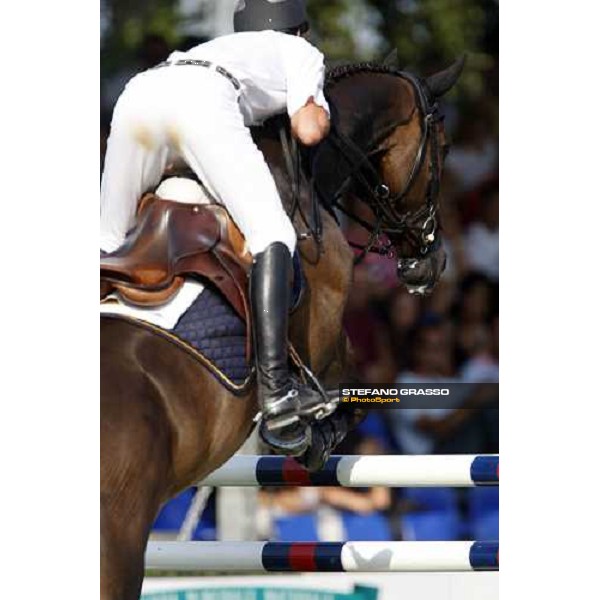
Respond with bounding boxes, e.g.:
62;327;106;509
172;251;305;388
173;284;250;387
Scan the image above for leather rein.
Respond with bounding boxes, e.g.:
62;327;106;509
277;68;443;265
322;69;443;264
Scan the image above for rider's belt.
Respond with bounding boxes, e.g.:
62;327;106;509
152;59;242;91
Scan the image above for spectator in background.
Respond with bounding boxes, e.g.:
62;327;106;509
343;266;397;382
258;486;320;520
436;194;468;280
463;181;499;281
386;316;495;455
457;314;499;454
387;317;462;455
444;103;498;196
453;273;498;368
379;288;421;375
460;315;499;384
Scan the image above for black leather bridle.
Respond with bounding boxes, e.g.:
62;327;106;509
324;70;444;265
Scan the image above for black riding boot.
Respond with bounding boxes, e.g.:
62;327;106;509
250;242;327;434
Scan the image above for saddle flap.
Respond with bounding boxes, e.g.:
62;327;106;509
100;194;255;357
100;198;223;287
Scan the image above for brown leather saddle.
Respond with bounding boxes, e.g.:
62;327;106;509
100;194;254;339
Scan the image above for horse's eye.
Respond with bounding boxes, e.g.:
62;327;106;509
442;144;451;160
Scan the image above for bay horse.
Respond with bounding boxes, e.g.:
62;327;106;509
100;56;464;600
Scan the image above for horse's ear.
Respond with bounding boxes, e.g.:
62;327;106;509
382;49;399;69
426;54;467;98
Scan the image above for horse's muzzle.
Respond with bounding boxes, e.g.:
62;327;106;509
397;246;447;296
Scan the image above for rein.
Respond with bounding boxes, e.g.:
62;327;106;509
278;122;324;252
321;68;443;264
276;65;444;265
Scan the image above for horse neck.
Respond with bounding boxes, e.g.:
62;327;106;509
326;69;414;145
307;75;399;209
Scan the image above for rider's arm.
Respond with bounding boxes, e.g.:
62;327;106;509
278;34;331;146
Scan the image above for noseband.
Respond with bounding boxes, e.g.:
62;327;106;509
324;69;444;264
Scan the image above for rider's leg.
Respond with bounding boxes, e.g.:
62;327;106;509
249;241;326;428
100;80;169;253
174;81;327;429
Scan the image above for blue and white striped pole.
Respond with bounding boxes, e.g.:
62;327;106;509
146;541;499;572
199;455;499;488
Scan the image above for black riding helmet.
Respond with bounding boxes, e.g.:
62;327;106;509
234;0;309;34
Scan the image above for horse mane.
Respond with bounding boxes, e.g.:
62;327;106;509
325;62;400;87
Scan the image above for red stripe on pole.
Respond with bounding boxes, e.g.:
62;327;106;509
289;543;318;571
282;457;312;486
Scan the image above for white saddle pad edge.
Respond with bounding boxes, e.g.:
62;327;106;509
100;279;205;330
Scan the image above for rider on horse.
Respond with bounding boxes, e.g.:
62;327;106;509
100;0;331;437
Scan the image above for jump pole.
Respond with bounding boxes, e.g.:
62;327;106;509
198;455;499;488
146;541;499;572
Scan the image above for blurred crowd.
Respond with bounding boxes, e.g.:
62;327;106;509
101;31;499;544
342;98;499;458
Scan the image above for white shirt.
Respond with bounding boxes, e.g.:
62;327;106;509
461;356;499;384
445;140;498;193
463;223;499;281
168;31;330;126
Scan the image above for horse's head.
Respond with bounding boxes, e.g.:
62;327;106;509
322;56;465;295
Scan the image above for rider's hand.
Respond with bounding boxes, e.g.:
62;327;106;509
291;98;330;146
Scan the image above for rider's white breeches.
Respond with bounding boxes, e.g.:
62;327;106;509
100;67;297;256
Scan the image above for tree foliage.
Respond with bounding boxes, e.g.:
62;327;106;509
101;0;182;74
307;0;498;101
102;0;498;101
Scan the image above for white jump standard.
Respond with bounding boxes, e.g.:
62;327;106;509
199;455;499;488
